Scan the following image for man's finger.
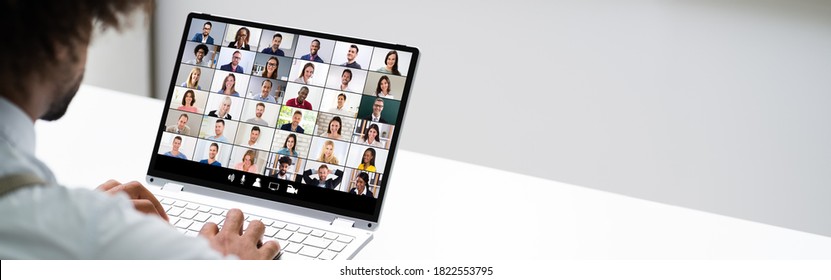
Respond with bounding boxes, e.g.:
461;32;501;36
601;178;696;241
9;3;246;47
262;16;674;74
222;209;245;235
259;240;280;260
243;220;266;242
116;182;169;221
132;199;169;222
199;222;219;237
96;179;122;191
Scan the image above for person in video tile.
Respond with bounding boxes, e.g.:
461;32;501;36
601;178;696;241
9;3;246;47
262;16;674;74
276;133;298;157
208;96;233;120
303;164;343;189
341;44;361;69
328;93;349;116
272;156;292;180
350;172;374;198
280;110;305;133
199;142;222;167
227;27;251;50
206;119;229;143
361;98;387;123
261;56;279;80
261;33;285;56
251;80;275;103
234;149;259;173
376;50;401;75
245;126;261;147
217;73;240;97
220;50;244;73
375;75;393;99
286;86;313;110
163;136;188;160
245;102;269;126
165;113;191;134
186;44;211;67
177;90;199;113
338;69;354;92
181;67;202;90
300;39;324;63
317;140;339;165
191;21;214;44
319;116;343;140
293;62;314;85
361;123;384;148
357;148;376;172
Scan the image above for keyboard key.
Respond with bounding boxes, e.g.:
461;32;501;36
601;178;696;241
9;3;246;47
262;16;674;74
303;236;332;249
318;250;337;260
272;221;287;229
163;205;172;213
284;224;299;232
185;231;199;237
279;252;313;260
180;210;198;220
260;218;274;226
297;227;312;234
197;205;212;213
188;221;205;232
298;246;322;258
323;232;339;240
175;220;192;229
276;239;289;250
185;203;199;210
207;215;224;225
310;230;325;237
274;230;292;240
337;235;354;243
173;201;187;208
289;233;307;243
168;217;180;227
167;207;185;217
194;212;211;222
176;228;188;234
264;227;279;238
283;243;303;254
209;208;224;215
160;198;173;205
328;241;347;252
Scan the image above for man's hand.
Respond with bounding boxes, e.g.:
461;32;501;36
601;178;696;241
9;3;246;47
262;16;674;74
199;209;280;260
97;179;169;222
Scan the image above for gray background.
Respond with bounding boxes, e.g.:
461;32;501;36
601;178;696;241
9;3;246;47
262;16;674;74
83;0;831;236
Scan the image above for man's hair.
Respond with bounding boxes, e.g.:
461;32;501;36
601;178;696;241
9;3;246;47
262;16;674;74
342;69;352;79
293;110;303;117
210;142;219;149
256;102;265;109
216;119;225;125
318;164;329;171
273;33;282;39
1;0;151;96
338;93;346;100
173;136;182;142
261;79;272;87
278;156;292;166
350;44;359;53
312;39;321;45
204;21;212;28
251;126;260;133
179;113;188;120
194;44;209;55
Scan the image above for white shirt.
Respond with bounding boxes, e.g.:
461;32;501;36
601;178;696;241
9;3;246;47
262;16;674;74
0;97;226;259
328;106;353;117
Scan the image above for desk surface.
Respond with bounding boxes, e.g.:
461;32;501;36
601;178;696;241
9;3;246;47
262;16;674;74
34;85;831;259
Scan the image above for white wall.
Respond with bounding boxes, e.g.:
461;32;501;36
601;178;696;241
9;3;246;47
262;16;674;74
150;0;831;236
85;11;152;96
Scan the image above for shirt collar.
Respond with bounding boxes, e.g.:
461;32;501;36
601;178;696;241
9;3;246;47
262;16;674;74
0;96;36;155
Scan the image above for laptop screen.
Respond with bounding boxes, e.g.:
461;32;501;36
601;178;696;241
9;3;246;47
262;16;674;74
148;13;418;222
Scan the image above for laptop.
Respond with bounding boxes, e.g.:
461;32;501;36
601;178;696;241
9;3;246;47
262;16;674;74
148;12;418;260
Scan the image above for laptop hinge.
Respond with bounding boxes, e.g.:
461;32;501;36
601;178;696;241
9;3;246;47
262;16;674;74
331;217;355;228
161;182;184;192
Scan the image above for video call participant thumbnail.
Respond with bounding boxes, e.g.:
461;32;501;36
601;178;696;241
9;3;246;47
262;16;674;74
208;96;234;120
261;33;285;56
350;172;374;198
186;44;211;67
163;136;188;160
280;110;305;133
234;149;259;173
250;80;276;103
276;133;299;157
217;73;240;97
245;102;269;126
191;21;214;45
165;113;191;134
293;62;314;85
177;90;200;113
199;142;223;167
272;156;293;180
302;164;343;189
300;39;324;63
361;98;387;123
328;93;350;116
261;56;279;80
181;67;202;90
360;123;385;148
341;45;361;69
227;27;251;50
357;148;376;172
220;50;244;73
286;86;313;110
207;119;230;143
376;50;401;76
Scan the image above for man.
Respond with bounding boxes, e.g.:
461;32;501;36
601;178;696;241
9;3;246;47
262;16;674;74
208;96;233;120
280;110;305;133
191;21;215;45
349;172;374;198
245;126;261;147
272;156;292;180
206;119;229;143
163;136;188;160
328;93;351;116
302;165;343;189
186;44;211;67
245;102;269;126
251;80;276;103
286;86;313;110
341;45;361;69
199;143;222;167
261;33;285;56
362;98;388;123
338;69;354;92
300;39;324;63
220;50;244;73
0;0;276;259
165;113;191;134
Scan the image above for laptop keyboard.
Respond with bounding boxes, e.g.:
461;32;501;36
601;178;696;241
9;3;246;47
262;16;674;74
158;196;353;260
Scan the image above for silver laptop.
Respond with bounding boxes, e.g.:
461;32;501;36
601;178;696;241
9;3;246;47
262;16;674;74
148;12;418;260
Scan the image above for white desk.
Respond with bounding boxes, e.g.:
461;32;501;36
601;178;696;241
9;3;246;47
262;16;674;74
34;85;831;259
